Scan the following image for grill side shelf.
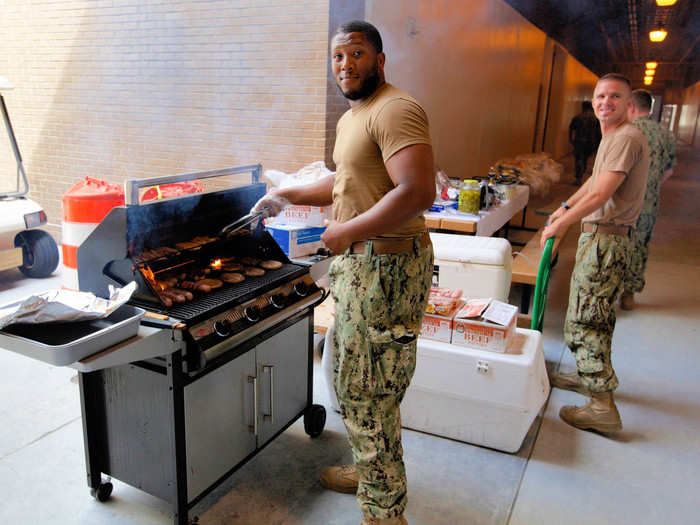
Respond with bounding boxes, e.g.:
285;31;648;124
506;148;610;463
70;324;185;373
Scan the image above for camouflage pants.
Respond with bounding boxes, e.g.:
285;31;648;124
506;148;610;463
564;232;632;393
329;238;433;520
624;205;658;294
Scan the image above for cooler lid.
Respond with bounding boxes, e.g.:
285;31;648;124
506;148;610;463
429;233;511;266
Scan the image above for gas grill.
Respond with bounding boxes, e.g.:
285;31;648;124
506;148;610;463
72;166;328;525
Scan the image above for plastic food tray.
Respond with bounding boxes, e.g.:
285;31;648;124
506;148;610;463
0;305;145;366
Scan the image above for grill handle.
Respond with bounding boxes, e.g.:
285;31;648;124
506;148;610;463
125;164;262;205
263;365;274;424
248;375;258;436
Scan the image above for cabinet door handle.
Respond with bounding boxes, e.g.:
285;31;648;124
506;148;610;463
263;365;274;424
248;375;258;436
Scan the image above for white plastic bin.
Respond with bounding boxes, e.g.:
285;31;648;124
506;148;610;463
321;325;340;412
429;233;511;301
321;327;549;453
401;328;549;453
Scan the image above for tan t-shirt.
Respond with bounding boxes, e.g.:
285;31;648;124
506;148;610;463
332;83;432;238
583;121;650;226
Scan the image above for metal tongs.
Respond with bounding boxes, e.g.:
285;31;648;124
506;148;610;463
218;209;267;237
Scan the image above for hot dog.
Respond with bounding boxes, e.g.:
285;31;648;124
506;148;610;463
169;287;194;301
156;291;173;308
162;289;186;303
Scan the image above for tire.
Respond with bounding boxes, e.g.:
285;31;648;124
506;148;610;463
315;337;325;359
90;481;113;502
304;404;326;438
15;229;59;278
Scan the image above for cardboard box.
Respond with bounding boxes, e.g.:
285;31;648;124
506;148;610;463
265;224;326;258
451;300;518;353
268;204;332;227
421;302;461;343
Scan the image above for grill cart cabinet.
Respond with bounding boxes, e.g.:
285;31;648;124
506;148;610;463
79;313;323;525
184;319;310;501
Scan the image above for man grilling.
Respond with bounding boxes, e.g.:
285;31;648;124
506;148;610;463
251;20;435;525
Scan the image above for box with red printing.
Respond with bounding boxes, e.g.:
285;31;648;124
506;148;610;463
451;300;518;353
269;204;332;227
421;302;461;343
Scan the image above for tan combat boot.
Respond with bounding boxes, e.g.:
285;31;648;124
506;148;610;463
548;369;589;396
320;464;358;494
360;515;408;525
559;391;622;433
620;291;635;310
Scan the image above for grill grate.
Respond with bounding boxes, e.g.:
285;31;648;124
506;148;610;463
130;264;306;322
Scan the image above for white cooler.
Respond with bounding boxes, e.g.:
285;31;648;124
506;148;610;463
321;327;550;453
429;233;512;301
401;328;549;453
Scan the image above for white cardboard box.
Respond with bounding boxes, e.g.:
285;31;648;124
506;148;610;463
420;304;459;343
451;300;518;353
268;204;332;227
401;328;550;453
265;224;326;258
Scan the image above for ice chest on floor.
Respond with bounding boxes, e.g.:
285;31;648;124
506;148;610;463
401;328;549;453
429;233;511;301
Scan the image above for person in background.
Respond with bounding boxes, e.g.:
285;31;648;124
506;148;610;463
251;20;435;525
569;100;602;185
619;89;677;310
542;73;650;434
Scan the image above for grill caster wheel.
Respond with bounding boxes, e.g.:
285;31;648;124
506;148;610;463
304;404;326;438
90;481;113;502
315;337;325;359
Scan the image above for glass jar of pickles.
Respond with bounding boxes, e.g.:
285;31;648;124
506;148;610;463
458;179;481;214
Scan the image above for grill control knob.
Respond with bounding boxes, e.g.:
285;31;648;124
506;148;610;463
270;293;287;309
213;319;231;337
293;281;309;297
244;306;261;323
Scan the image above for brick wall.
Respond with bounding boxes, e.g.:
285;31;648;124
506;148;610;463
324;0;365;169
0;0;330;240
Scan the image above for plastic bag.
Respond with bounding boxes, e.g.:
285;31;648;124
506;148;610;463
262;161;334;189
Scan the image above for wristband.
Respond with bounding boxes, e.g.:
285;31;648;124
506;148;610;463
561;202;570;210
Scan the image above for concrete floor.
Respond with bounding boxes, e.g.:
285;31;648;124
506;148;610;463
1;145;699;524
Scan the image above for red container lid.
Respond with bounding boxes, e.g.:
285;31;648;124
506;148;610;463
62;176;125;223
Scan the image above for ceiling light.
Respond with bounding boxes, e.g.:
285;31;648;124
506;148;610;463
644;78;653;85
656;1;677;6
649;29;668;42
645;69;656;76
645;61;659;69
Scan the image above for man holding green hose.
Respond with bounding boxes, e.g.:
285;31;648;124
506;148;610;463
541;73;650;434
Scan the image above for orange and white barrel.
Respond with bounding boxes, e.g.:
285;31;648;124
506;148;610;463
62;177;124;290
